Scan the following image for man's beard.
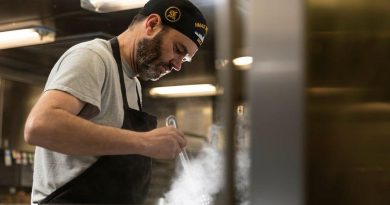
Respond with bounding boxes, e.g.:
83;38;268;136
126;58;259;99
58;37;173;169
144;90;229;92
136;29;171;81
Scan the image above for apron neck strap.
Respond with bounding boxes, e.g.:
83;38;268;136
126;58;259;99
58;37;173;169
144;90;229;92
109;37;143;111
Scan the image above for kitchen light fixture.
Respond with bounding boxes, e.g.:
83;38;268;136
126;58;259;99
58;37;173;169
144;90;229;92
233;56;253;69
81;0;148;13
149;84;217;98
0;27;55;49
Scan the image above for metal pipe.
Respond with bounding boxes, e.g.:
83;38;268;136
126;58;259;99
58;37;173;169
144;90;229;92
215;0;244;204
0;79;4;148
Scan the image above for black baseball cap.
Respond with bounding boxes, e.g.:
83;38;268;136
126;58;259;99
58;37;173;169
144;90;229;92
139;0;208;48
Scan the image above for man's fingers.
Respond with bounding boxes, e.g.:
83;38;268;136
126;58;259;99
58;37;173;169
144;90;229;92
175;130;187;148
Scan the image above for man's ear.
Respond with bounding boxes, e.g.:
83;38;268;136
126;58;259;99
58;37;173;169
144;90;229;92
145;14;163;36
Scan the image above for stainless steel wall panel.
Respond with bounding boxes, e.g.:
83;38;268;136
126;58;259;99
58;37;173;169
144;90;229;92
248;0;305;205
306;0;390;204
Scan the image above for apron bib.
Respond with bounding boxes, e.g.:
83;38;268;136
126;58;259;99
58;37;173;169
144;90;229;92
40;38;157;204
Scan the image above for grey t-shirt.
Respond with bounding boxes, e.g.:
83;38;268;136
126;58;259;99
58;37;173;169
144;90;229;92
31;38;142;203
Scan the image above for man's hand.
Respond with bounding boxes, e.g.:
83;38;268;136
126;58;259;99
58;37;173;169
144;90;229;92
141;126;187;159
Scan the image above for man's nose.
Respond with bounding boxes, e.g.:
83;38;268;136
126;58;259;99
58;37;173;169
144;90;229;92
170;58;183;71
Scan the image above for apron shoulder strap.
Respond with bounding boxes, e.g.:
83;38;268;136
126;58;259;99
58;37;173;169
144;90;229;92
135;83;142;111
109;37;143;111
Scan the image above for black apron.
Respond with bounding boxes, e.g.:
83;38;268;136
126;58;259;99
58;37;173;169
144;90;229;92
40;37;157;204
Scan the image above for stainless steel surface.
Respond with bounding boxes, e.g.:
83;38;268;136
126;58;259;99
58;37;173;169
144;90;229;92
248;0;305;205
306;0;390;204
249;0;390;205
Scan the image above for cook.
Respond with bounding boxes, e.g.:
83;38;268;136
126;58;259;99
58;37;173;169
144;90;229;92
24;0;208;204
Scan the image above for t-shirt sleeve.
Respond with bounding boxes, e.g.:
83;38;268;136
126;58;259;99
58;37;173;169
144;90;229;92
45;48;106;113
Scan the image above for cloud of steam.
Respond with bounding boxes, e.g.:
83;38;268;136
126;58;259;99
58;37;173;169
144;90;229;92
163;106;251;205
235;106;251;205
163;142;224;205
235;149;250;205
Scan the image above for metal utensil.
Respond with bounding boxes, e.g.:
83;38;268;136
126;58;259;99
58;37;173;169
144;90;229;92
165;115;191;173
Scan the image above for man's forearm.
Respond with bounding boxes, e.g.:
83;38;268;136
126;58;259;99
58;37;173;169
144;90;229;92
24;108;145;156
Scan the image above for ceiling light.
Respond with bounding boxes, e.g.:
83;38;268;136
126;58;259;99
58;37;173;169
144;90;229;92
149;84;217;98
0;27;55;49
233;56;253;69
81;0;148;13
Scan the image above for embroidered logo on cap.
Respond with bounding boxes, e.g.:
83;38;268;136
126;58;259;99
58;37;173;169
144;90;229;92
195;31;205;45
165;6;181;22
194;22;208;46
195;22;208;34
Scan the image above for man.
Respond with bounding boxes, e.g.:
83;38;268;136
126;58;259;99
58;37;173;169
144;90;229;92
24;0;208;204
